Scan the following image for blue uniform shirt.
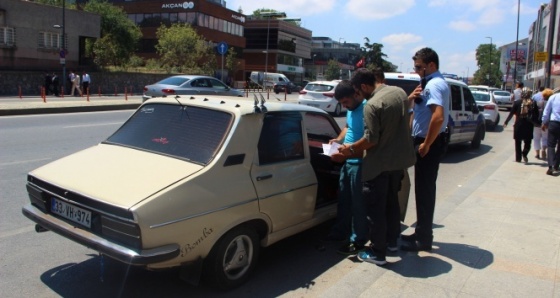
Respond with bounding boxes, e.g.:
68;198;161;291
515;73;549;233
344;99;366;164
542;93;560;124
412;70;450;138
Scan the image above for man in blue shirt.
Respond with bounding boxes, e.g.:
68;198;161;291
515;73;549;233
325;80;368;255
542;90;560;175
401;47;450;251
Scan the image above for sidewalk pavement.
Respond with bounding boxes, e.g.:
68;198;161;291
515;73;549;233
2;93;559;297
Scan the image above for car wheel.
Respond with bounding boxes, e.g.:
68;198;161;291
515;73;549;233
333;103;342;117
203;226;260;290
274;90;280;94
495;114;500;128
471;124;484;149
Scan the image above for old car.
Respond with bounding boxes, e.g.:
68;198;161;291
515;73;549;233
142;75;244;102
22;95;410;289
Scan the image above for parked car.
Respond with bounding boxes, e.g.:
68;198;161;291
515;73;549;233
22;95;411;290
142;75;244;102
471;90;500;130
491;90;513;110
385;73;486;150
298;80;346;117
273;81;300;94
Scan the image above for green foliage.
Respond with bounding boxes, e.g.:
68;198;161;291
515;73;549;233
361;38;395;72
225;47;240;77
325;59;341;80
472;43;502;87
155;23;211;73
84;0;142;67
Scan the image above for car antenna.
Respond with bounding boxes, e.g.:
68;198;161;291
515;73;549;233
259;94;268;113
253;94;261;113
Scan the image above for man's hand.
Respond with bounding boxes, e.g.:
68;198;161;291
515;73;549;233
542;124;548;131
330;152;346;163
408;85;422;102
338;144;352;157
329;138;341;145
418;142;430;157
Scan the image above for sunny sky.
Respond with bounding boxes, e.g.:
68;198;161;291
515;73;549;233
226;0;543;78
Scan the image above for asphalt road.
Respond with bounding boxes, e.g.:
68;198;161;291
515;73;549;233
0;110;513;297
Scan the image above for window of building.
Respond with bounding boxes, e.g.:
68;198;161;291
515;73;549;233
0;27;15;47
187;12;196;25
38;31;62;50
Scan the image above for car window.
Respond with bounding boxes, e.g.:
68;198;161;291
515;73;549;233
258;112;304;165
303;112;339;141
385;78;418;95
158;77;189;86
104;104;232;165
305;84;335;92
493;91;510;96
472;92;491;102
209;78;227;90
450;84;463;111
463;87;475;111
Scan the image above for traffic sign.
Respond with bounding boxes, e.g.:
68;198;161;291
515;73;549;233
217;41;228;55
534;52;548;62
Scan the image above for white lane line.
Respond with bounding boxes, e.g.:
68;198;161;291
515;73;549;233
0;225;36;239
0;157;52;166
64;122;123;129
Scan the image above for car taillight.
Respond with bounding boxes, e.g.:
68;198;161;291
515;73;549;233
162;89;176;94
484;105;496;110
143;87;148;92
299;90;307;95
323;92;334;98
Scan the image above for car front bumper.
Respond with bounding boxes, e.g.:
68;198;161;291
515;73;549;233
22;204;180;266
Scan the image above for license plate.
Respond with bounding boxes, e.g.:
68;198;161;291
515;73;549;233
51;197;92;228
307;104;319;107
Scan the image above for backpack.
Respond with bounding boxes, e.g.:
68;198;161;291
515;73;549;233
519;98;533;119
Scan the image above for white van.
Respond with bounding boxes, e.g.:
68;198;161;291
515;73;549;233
250;71;291;89
384;73;486;150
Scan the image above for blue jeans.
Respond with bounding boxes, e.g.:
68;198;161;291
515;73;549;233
330;162;368;245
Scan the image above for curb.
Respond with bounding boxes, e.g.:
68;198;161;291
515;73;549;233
0;103;141;116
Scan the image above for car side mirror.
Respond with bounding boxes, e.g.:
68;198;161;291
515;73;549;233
473;105;480;114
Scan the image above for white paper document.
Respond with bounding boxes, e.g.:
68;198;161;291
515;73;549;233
322;142;341;156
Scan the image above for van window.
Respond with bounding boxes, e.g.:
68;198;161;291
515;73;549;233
385;78;418;95
450;84;463;111
463;88;475;112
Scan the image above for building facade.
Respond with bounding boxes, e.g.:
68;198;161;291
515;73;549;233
0;0;100;71
308;37;361;81
499;38;528;91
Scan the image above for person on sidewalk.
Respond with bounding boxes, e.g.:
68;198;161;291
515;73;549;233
51;72;60;97
69;71;82;97
324;80;369;256
44;72;52;95
504;88;537;163
339;68;415;265
401;47;450;252
533;88;553;159
541;89;560;175
82;71;91;95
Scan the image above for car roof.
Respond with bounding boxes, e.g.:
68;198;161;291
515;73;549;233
383;72;468;87
306;80;339;85
140;94;328;116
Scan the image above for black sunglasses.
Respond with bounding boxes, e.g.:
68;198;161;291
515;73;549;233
414;65;425;71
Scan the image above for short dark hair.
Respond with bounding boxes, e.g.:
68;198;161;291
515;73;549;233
413;47;440;69
334;80;355;101
350;68;384;89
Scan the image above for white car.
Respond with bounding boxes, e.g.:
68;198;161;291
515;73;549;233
492;90;513;110
298;80;346;117
471;90;500;130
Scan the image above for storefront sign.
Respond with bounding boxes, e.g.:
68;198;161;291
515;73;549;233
162;2;194;9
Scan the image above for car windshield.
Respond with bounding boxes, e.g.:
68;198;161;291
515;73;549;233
104;103;233;165
472;93;491;102
156;77;190;86
493;91;510;96
305;84;335;92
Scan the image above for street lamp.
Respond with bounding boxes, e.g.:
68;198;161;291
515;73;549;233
260;12;286;90
53;0;66;94
312;54;316;80
513;0;520;87
486;36;492;86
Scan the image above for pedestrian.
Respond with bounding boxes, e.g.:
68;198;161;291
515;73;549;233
532;87;553;159
70;71;82;97
44;72;52;95
504;88;537;163
541;88;560;175
338;68;415;265
51;73;60;97
401;47;450;252
323;80;369;256
82;71;91;95
511;81;523;102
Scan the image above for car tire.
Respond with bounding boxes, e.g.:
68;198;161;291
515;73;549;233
495;114;500;128
471;124;484;149
333;103;342;117
203;226;260;290
274;90;280;94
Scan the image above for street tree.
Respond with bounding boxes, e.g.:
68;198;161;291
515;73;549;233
155;23;212;73
84;0;142;67
361;38;395;72
225;47;241;83
325;59;341;80
472;43;502;87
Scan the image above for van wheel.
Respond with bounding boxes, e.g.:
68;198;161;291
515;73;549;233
333;104;342;117
203;226;259;290
471;125;484;149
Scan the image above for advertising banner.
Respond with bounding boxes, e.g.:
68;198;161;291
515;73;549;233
506;45;528;65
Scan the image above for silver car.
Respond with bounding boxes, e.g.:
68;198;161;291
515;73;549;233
142;75;244;102
491;90;513;110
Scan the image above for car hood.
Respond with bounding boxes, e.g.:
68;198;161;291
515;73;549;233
29;144;203;209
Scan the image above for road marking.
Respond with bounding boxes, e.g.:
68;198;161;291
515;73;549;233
64;122;123;129
0;225;35;239
0;157;52;167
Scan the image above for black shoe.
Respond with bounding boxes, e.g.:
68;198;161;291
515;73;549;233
555;165;559;171
400;233;416;242
547;168;554;175
401;240;432;252
337;242;365;255
523;156;528;163
387;241;398;253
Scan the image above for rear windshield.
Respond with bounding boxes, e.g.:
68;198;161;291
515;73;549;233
305;83;335;92
105;104;233;165
385;78;419;95
472;93;491;102
156;77;190;86
493;91;510;96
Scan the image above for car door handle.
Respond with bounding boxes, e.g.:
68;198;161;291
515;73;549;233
256;174;273;181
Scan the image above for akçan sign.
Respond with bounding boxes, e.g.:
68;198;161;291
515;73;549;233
162;2;195;9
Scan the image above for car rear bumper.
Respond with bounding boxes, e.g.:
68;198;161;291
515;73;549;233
22;204;180;266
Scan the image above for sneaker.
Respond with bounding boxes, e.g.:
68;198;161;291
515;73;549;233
387;242;398;252
400;233;416;242
357;249;387;266
547;167;554;176
337;242;365;255
523;155;528;163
